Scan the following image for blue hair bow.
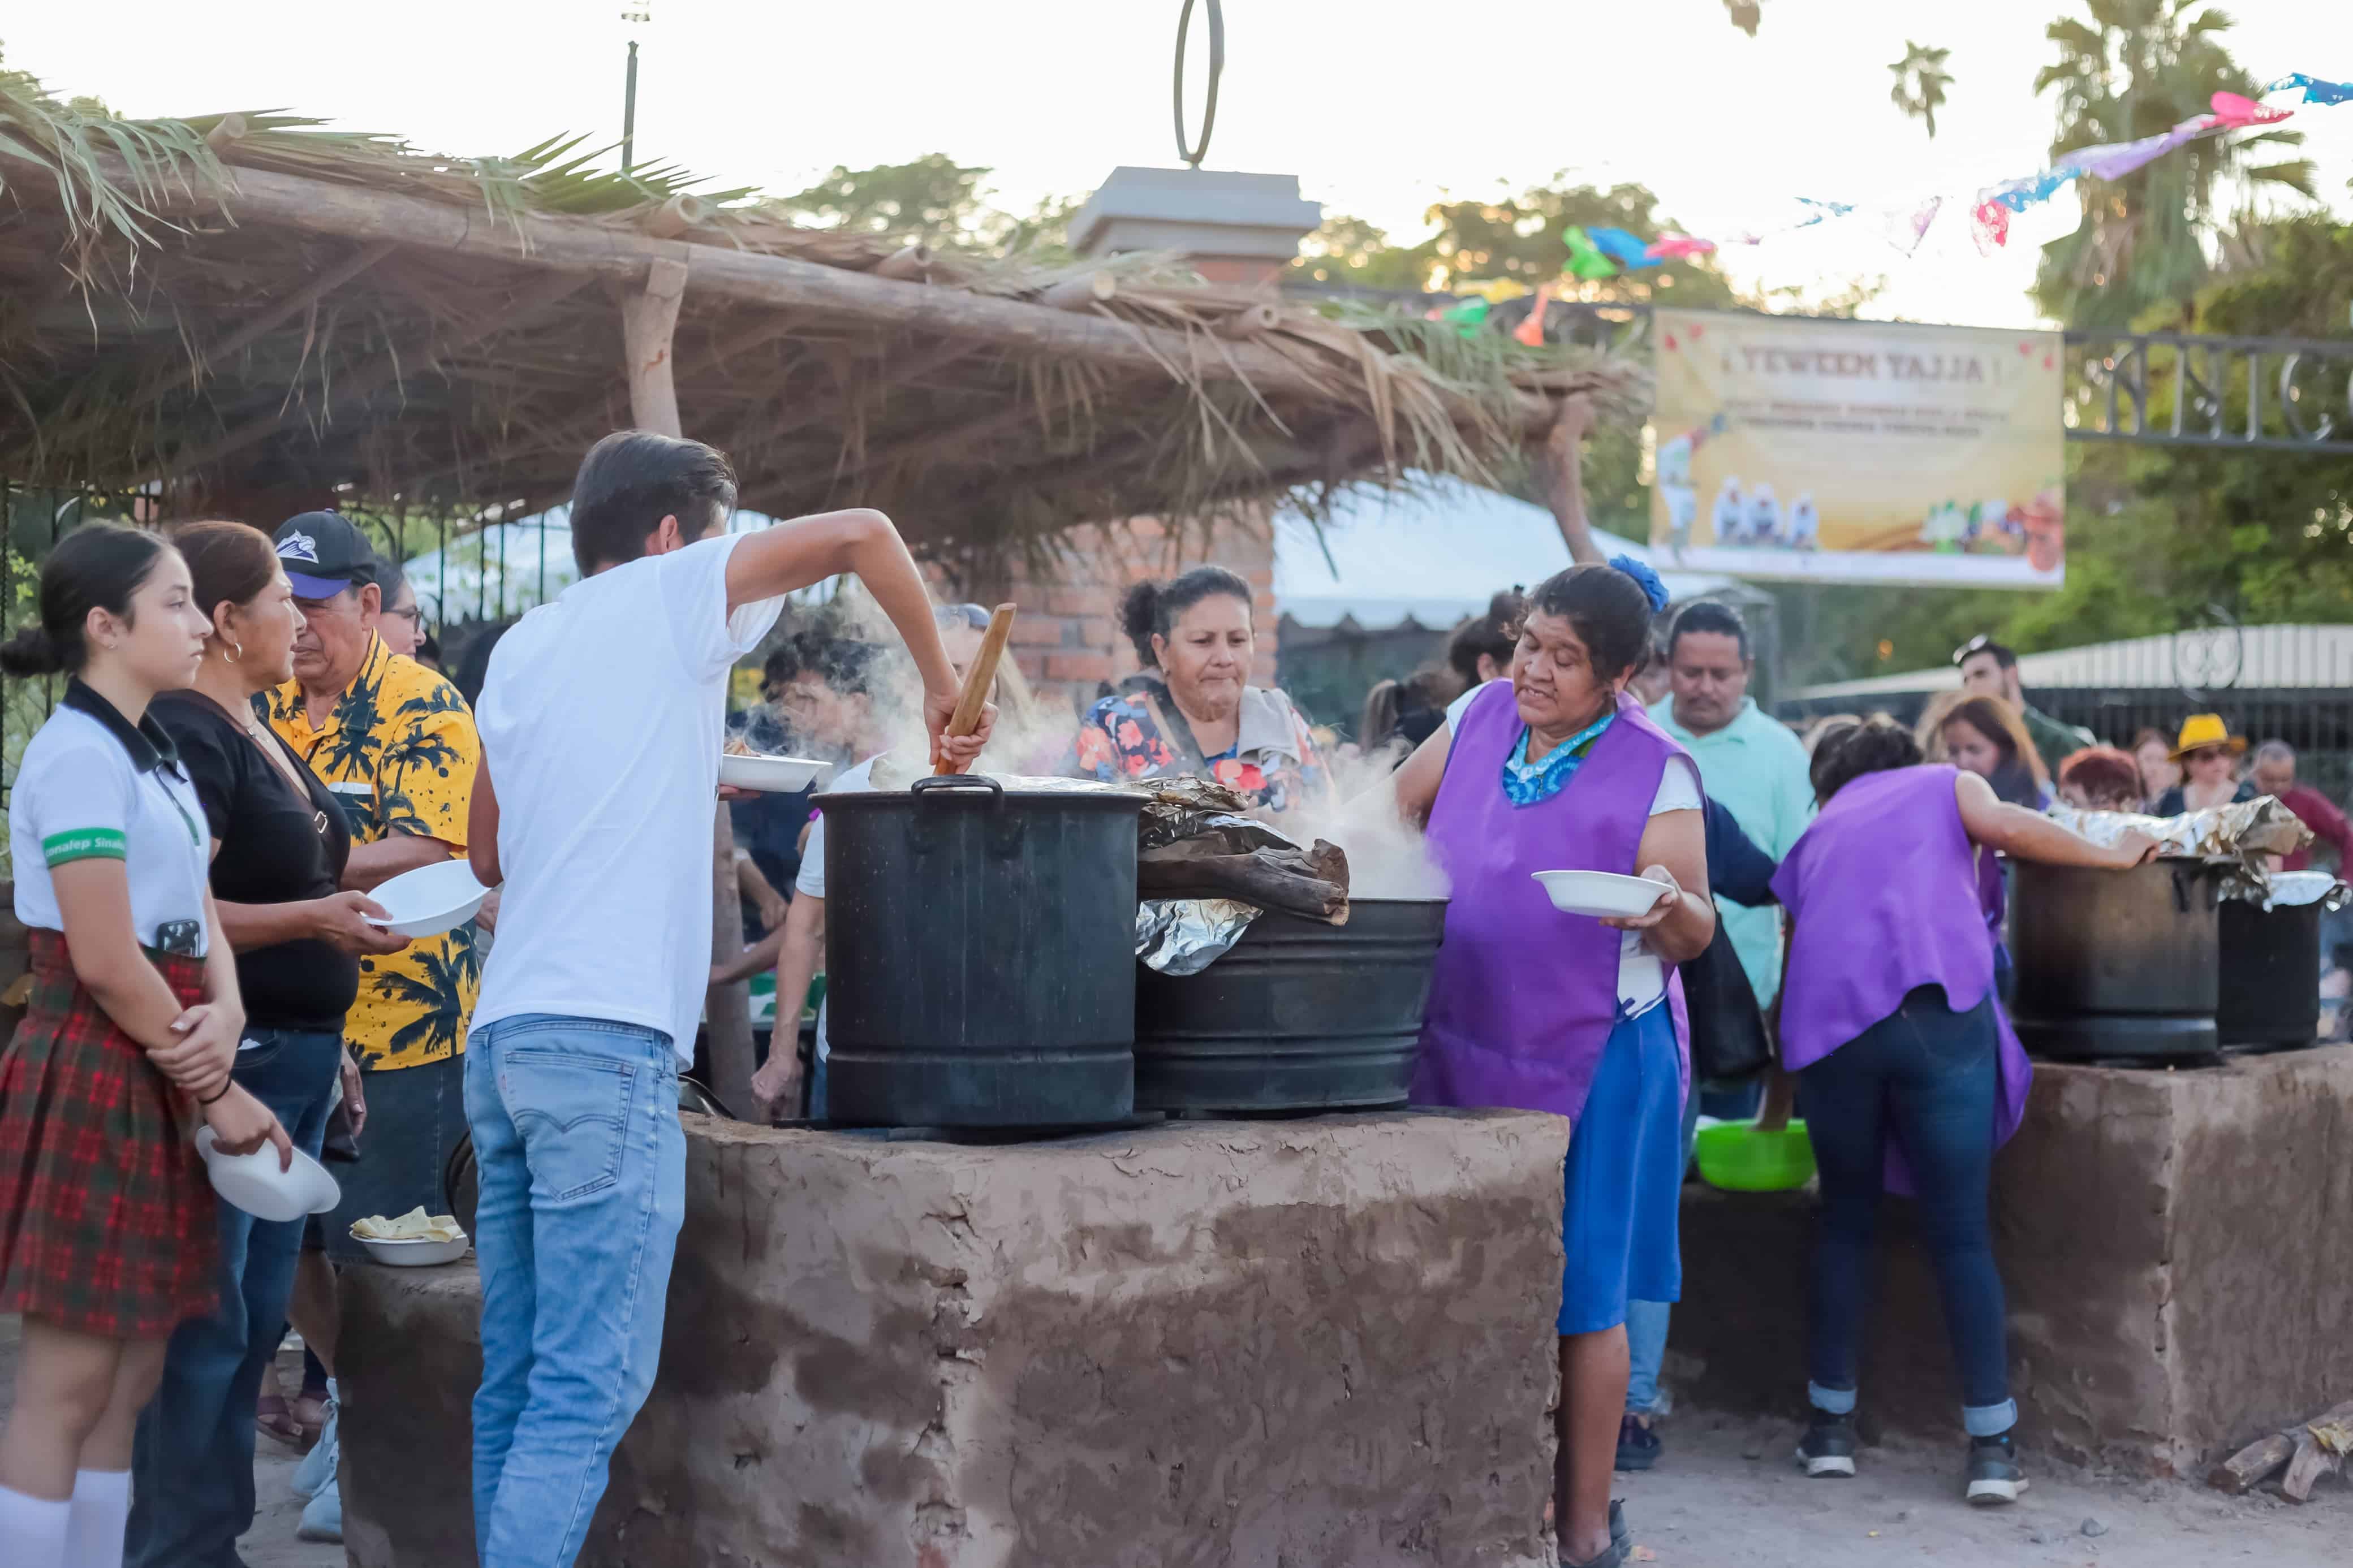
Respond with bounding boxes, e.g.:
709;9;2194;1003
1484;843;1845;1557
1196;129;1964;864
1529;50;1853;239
1608;554;1671;614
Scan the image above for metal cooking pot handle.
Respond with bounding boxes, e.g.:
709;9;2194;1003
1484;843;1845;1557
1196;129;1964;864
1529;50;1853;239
912;774;1005;803
2170;866;2192;914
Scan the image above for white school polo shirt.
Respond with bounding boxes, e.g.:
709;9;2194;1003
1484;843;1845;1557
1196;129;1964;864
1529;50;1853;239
10;681;211;956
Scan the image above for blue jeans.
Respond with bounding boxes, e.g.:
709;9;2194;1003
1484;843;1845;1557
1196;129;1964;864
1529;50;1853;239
467;1015;684;1568
1799;986;2015;1436
126;1026;341;1568
1625;1078;1762;1414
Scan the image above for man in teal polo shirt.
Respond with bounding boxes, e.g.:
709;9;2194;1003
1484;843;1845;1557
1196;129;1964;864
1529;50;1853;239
1620;598;1817;1474
1650;601;1813;1007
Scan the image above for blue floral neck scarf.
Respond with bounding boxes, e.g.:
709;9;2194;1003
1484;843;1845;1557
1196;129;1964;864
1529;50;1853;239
1502;710;1616;807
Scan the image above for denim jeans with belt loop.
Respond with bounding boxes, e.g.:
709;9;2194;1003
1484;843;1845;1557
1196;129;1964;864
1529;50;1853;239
465;1014;683;1568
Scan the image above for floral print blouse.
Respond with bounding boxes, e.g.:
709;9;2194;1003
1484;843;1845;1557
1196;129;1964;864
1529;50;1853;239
1068;683;1328;814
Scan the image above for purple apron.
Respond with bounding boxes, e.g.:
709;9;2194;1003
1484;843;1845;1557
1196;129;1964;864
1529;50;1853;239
1414;684;1693;1125
1769;764;2033;1192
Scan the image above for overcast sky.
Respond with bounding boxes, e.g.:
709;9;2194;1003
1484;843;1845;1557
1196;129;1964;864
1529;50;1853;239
12;1;2351;329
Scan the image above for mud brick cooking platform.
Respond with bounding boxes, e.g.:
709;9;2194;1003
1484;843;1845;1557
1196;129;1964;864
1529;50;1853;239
1674;1044;2353;1473
338;1109;1568;1568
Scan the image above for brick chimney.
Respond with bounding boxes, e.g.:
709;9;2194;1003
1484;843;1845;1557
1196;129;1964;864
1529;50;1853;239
986;169;1319;719
1067;166;1321;287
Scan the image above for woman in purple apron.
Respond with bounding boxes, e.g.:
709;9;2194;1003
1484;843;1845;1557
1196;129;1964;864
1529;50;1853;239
1393;559;1715;1568
1770;718;2154;1505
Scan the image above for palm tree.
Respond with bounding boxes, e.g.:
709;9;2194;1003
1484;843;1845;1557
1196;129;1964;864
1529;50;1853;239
2033;0;2313;329
1888;42;1954;139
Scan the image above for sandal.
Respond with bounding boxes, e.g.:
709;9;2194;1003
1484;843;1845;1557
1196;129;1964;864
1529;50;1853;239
256;1390;311;1451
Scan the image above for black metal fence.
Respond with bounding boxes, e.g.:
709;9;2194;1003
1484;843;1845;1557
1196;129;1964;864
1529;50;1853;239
0;482;564;822
1777;623;2353;804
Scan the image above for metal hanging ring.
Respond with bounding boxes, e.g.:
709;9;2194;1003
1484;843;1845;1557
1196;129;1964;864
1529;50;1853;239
1173;0;1224;170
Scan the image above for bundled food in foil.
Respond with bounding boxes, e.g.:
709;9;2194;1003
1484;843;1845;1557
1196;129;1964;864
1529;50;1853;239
2045;796;2319;902
1135;898;1261;975
1134;777;1351;924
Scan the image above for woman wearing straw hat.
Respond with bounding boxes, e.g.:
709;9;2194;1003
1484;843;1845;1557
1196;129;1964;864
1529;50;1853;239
2149;714;2254;815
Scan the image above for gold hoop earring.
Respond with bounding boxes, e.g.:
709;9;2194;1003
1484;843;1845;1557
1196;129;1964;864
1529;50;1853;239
225;638;242;664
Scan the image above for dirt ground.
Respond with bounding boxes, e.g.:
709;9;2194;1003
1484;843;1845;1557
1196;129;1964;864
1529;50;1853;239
1615;1409;2348;1567
6;1314;2346;1565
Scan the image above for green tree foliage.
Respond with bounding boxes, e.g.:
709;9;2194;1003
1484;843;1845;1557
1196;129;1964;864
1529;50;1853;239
778;154;1080;254
2032;0;2312;329
1887;42;1954;139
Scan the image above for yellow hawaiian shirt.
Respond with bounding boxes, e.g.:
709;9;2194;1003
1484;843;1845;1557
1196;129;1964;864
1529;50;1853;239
262;633;481;1072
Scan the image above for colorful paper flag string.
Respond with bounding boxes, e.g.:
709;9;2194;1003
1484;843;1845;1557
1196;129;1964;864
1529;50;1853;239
1486;67;2346;279
1561;226;1619;280
2209;90;2292;127
1645;232;1717;260
1514;283;1556;347
1585;227;1662;270
2268;73;2352;106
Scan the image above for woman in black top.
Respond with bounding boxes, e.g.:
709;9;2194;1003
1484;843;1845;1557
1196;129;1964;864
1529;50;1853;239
126;522;408;1567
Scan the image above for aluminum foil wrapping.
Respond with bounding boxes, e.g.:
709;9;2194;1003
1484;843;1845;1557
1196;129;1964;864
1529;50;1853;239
2045;796;2320;902
1135;898;1261;975
2216;868;2350;911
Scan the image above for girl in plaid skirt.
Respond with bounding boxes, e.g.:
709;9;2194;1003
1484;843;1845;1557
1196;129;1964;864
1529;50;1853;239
0;525;292;1568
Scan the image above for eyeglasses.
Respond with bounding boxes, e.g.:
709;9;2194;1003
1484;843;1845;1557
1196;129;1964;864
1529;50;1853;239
2186;748;2230;764
933;603;991;631
1951;634;1996;666
384;606;424;628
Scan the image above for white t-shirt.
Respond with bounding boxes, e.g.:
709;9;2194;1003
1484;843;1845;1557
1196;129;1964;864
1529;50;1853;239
1443;681;1700;1013
792;753;887;1064
471;534;785;1061
10;693;211;956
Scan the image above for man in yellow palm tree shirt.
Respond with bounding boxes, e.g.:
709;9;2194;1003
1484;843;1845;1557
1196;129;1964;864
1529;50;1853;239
264;512;481;1269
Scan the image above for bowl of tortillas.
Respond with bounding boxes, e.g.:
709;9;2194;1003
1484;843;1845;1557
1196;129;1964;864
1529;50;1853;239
350;1208;469;1267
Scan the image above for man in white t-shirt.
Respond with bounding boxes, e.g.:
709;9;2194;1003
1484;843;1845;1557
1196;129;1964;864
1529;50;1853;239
460;430;989;1568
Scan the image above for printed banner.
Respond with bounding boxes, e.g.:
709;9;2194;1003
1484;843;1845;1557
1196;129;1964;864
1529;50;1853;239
1647;309;2067;588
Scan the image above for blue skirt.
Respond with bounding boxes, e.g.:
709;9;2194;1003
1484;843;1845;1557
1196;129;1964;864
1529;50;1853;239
1559;1002;1684;1335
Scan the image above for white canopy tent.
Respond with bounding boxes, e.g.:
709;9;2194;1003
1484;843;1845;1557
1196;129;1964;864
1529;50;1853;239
1273;473;1735;632
402;507;832;627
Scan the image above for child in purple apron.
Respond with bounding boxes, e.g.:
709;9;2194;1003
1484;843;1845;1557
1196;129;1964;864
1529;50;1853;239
1393;558;1716;1568
1770;718;2154;1506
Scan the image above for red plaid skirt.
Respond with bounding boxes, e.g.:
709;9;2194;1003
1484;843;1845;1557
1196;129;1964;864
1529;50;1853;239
0;929;220;1338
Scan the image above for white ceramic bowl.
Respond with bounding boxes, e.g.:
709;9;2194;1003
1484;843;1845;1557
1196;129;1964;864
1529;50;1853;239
351;1232;469;1268
367;859;490;939
196;1128;341;1224
1532;869;1672;919
718;753;831;793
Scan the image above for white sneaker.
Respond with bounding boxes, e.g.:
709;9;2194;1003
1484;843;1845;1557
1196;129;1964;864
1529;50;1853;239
297;1478;343;1544
294;1385;339;1500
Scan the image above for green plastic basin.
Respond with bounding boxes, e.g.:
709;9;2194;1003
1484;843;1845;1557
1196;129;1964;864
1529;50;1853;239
1693;1118;1817;1193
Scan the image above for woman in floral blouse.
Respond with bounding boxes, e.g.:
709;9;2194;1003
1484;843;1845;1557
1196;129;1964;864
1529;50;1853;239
1068;567;1328;814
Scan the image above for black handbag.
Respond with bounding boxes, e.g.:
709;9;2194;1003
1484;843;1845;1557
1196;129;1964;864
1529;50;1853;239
1680;923;1772;1082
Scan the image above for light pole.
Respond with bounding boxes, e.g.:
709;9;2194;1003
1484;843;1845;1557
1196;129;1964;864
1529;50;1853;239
620;6;650;172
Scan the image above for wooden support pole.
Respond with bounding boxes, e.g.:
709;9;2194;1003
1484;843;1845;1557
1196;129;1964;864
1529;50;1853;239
873;244;933;282
1038;271;1117;312
615;259;759;1122
1213;303;1281;341
203;114;249;155
640;194;707;240
619;257;691;437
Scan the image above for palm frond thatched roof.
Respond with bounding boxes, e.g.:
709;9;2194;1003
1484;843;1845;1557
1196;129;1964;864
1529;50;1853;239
0;74;1647;554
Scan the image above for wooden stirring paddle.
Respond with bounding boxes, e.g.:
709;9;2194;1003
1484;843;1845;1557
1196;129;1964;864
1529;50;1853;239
933;603;1016;775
